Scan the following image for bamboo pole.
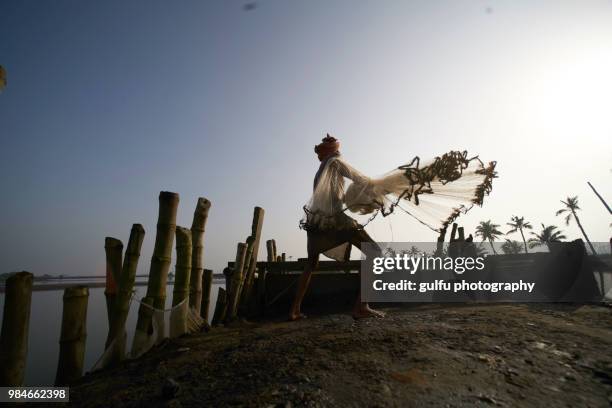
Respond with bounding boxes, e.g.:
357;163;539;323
171;227;192;338
457;227;465;256
449;223;459;258
226;243;247;322
239;237;256;309
173;227;192;306
131;296;154;358
135;191;179;342
105;224;145;364
266;240;275;262
55;286;89;386
104;238;123;329
190;270;202;313
243;236;255;288
211;287;227;326
239;256;255;314
239;207;265;314
0;272;33;386
190;197;211;315
200;269;213;322
272;240;277;261
223;267;232;295
244;207;264;276
436;226;447;257
240;207;265;312
450;223;458;242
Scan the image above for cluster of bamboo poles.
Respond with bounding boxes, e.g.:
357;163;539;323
130;193;215;354
436;222;470;257
265;239;286;263
211;207;266;325
210;230;293;325
0;191;222;387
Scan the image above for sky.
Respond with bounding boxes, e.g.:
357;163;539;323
1;0;611;277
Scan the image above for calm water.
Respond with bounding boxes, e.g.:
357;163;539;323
0;282;222;385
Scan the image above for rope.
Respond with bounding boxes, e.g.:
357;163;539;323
266;275;300;307
132;295;188;313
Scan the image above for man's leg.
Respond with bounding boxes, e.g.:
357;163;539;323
289;252;318;321
349;229;386;319
289;230;349;321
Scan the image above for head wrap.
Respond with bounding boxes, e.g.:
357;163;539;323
314;134;340;161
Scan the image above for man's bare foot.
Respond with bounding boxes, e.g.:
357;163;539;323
352;305;386;319
288;312;307;321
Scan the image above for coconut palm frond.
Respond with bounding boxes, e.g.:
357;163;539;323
529;224;567;248
505;216;532;252
501;239;523;254
476;220;503;241
527;238;542;249
567;196;580;210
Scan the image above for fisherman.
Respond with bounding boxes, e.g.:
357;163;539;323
289;134;496;321
289;135;386;320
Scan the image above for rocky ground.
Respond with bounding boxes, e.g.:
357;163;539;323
69;304;612;407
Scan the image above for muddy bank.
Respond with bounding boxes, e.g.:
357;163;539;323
70;304;612;407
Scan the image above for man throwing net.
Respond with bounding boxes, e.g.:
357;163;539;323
290;134;496;320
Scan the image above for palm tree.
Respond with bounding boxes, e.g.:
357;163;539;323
407;246;421;257
506;216;532;253
475;220;503;254
474;243;489;257
556;196;597;255
501;239;523;254
528;223;566;251
384;247;397;257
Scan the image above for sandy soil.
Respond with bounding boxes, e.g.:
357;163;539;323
69;304;612;407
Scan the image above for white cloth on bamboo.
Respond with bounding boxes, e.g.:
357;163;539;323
92;295;205;371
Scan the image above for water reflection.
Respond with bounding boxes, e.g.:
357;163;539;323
0;283;222;385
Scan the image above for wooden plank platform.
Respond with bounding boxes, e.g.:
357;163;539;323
228;251;612;316
227;259;361;274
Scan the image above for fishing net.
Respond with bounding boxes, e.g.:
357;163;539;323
301;150;497;260
92;295;205;371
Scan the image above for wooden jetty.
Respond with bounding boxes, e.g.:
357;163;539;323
228;250;611;316
227;259;362;316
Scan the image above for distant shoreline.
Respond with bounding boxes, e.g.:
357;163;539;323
0;275;225;293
